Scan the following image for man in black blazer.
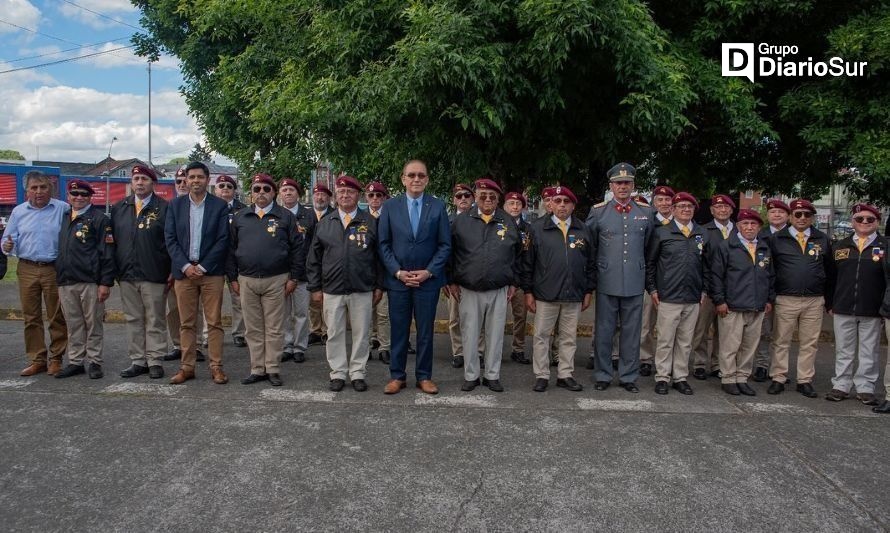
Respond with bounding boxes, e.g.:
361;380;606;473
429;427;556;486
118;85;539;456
164;161;231;385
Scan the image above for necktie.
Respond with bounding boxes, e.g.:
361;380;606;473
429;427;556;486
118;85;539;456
136;199;143;216
857;238;866;253
662;218;670;225
746;242;756;262
70;210;76;221
681;226;690;238
371;210;379;219
481;213;492;224
796;232;807;253
315;210;323;221
721;227;729;239
257;209;265;219
343;213;352;228
558;220;568;241
410;199;420;237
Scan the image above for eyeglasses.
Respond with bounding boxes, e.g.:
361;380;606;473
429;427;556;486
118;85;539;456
477;193;498;201
366;192;384;198
252;186;272;193
792;211;813;219
175;179;185;184
454;192;472;199
216;183;234;190
551;198;573;205
404;172;428;179
673;204;695;210
853;216;877;224
69;191;91;197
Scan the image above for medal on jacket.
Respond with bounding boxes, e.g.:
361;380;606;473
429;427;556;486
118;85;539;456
695;234;703;253
807;242;821;257
267;219;279;235
75;221;90;243
495;222;507;240
874;247;885;262
356;225;368;248
757;251;770;268
139;210;157;230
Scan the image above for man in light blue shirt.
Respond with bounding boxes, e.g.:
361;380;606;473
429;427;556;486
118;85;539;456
1;171;69;376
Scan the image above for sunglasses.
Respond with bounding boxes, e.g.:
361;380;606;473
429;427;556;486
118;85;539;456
404;172;428;179
551;197;573;205
673;204;695;210
366;192;384;198
216;183;234;190
477;193;498;201
69;191;91;198
252;186;272;193
792;211;813;219
853;216;877;224
454;192;472;199
175;179;185;184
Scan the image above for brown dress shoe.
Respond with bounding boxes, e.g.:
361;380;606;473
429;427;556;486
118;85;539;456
47;360;62;376
416;379;439;395
170;369;195;384
210;367;228;385
20;363;47;377
383;379;406;394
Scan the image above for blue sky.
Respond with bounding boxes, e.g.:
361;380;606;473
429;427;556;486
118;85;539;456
0;0;216;165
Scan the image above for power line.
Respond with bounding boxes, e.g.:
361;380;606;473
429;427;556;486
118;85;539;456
0;17;134;62
0;45;138;75
59;0;144;31
2;37;132;64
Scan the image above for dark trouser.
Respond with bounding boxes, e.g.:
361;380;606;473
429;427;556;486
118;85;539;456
388;288;438;382
594;293;643;383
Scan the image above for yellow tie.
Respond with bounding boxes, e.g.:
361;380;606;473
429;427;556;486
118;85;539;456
257;209;265;219
558;220;568;241
797;232;807;253
315;210;323;221
371;210;379;219
747;242;756;262
343;213;352;228
70;210;76;221
721;227;729;239
481;213;492;224
136;199;143;216
662;218;670;225
681;226;690;238
857;238;866;253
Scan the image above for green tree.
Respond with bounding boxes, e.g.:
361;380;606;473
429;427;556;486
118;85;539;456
166;156;189;165
133;0;888;208
0;149;26;160
187;142;213;163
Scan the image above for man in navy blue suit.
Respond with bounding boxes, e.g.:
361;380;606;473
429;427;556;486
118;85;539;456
378;159;451;395
164;161;231;385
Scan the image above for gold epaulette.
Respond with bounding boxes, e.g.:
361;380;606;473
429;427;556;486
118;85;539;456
593;201;607;209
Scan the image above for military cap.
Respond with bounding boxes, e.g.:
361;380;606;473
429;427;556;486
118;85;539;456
737;209;763;225
216;174;236;187
365;181;389;197
765;198;791;214
672;192;698;209
607;162;636;182
68;179;95;195
474;178;502;196
652;185;676;198
313;183;332;196
789;198;816;214
851;203;880;219
175;167;186;179
251;173;276;191
711;194;737;210
132;165;158;182
335;175;363;191
453;183;473;195
552;185;578;204
541;186;557;199
504;192;527;208
278;178;303;195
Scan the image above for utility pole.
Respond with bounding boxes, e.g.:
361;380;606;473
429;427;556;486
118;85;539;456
148;60;153;165
105;136;117;216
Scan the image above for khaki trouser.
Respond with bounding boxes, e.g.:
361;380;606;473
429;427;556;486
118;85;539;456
509;288;527;353
58;283;104;365
831;314;882;394
717;310;764;384
770;295;823;384
167;291;205;349
323;291;373;380
532;300;580;379
240;274;287;375
653;301;699;383
174;275;224;371
460;287;508;381
203;281;244;341
692;295;720;372
309;298;327;336
639;291;656;364
283;283;310;354
372;291;391;351
17;261;67;364
754;311;774;369
119;280;167;367
448;292;463;357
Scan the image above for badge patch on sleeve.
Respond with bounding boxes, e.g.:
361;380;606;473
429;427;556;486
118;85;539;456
104;226;114;244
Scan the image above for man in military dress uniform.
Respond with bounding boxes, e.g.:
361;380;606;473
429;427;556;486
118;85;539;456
503;191;532;365
279;177;314;363
586;162;653;393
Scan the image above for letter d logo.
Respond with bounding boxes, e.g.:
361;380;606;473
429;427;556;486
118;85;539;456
722;43;755;82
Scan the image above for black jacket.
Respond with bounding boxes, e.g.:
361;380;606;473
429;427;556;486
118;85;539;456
710;234;775;312
225;198;246;221
56;205;116;286
768;226;834;302
306;208;380;294
226;204;303;281
521;215;595;302
448;208;522;291
110;195;171;283
699;220;730;295
881;243;890;318
645;221;707;304
830;235;887;317
286;203;316;282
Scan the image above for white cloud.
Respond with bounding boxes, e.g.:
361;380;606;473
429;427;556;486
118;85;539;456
0;0;41;34
57;0;138;30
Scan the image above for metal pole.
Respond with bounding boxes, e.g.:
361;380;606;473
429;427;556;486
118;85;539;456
105;137;116;215
148;61;152;165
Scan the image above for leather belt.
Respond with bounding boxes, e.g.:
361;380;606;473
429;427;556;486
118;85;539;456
19;258;55;267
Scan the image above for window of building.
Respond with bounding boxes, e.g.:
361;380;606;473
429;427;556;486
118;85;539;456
745;190;754;199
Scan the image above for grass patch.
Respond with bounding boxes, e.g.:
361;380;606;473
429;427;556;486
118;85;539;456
2;257;17;283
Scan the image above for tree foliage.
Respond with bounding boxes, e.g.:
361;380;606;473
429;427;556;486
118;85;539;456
0;149;26;160
187;142;214;163
133;0;888;207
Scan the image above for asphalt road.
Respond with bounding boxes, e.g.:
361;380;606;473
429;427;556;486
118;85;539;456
0;320;887;532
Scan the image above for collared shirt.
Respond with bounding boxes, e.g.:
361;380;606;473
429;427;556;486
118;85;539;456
674;220;692;234
72;205;91;218
188;193;207;263
338;208;358;228
254;203;272;217
853;232;878;249
788;226;811;239
369;208;381;218
715;220;734;236
737;234;758;247
285;203;300;216
135;193;153;206
551;214;572;226
656;213;672;225
2;198;69;262
769;224;785;233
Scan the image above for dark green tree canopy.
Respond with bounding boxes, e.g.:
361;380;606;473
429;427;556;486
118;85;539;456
133;0;888;206
0;149;26;160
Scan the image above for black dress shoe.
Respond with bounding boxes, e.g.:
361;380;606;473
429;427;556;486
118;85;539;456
378;350;391;364
533;378;548;392
241;374;268;385
737;382;756;396
370;339;381;350
308;333;324;346
640;363;653;377
872;400;890;414
620;382;639;393
709;369;722;379
268;374;283;387
556;377;583;391
767;380;785;395
329;378;345;392
594;381;610;391
654;381;669;395
461;379;480;391
281;351;294;362
752;366;768;382
451;355;464;368
233;336;247;347
722;383;741;395
163;348;181;361
88;363;103;379
510;351;531;364
351;379;367;392
673;381;694;395
407;343;416;354
796;383;818;398
196;349;205;362
293;352;305;363
485;379;504;393
692;368;707;380
148;365;164;379
585;356;595;370
55;364;85;379
120;365;149;378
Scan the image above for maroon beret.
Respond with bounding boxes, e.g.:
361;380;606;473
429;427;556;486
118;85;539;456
453;183;473;195
652;185;676;198
711;194;736;210
365;181;389;197
633;194;650;206
552;185;577;204
278;178;303;195
672;192;698;209
542;186;557;199
474;178;502;196
251;173;276;191
765;198;791;214
216;174;236;187
313;183;332;196
851;203;881;219
335;175;362;191
789;198;816;214
132;165;158;182
68;179;95;195
504;192;527;208
737;209;763;225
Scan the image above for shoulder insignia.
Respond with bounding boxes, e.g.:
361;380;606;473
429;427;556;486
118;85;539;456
593;201;607;208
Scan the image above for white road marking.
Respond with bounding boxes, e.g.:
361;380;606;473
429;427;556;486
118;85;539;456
0;379;33;390
576;399;655;412
101;383;180;396
738;402;813;414
259;389;335;402
414;393;497;408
